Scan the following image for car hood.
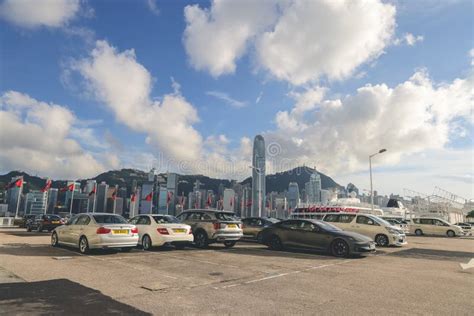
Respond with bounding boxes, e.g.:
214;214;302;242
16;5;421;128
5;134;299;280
332;230;373;243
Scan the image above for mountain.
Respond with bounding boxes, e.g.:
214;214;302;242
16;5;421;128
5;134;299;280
0;166;342;196
241;166;343;193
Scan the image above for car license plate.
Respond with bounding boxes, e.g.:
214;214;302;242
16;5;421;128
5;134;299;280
227;224;237;228
113;229;128;234
52;221;60;224
173;228;186;233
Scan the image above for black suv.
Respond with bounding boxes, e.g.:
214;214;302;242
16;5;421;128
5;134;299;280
26;214;64;232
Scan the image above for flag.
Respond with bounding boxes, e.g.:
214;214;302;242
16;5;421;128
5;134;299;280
131;193;136;202
111;188;117;200
246;199;252;207
145;192;153;202
8;178;23;189
88;186;96;196
60;183;74;192
206;194;212;207
180;195;185;207
41;179;52;192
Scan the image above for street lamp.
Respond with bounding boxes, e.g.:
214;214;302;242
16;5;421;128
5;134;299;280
249;166;263;217
369;149;387;213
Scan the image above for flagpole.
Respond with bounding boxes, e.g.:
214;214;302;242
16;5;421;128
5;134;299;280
14;178;23;219
69;182;75;215
93;184;97;213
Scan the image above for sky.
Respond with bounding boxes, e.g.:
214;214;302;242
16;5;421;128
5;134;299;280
0;0;472;198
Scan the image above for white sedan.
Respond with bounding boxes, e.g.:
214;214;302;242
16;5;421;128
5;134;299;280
129;214;193;250
51;213;139;254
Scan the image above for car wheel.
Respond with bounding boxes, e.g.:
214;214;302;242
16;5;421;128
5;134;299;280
415;229;423;236
224;241;236;248
331;239;350;257
51;232;59;247
79;236;89;254
142;235;152;251
256;232;263;244
121;247;133;252
194;231;208;249
269;235;283;251
446;230;455;237
375;234;389;247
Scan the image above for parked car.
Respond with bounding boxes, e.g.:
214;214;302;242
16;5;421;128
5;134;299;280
241;217;280;242
410;218;464;237
26;214;64;232
321;213;407;247
260;219;376;257
51;213;139;254
176;209;243;248
385;219;409;234
453;222;472;235
129;214;193;250
15;215;37;228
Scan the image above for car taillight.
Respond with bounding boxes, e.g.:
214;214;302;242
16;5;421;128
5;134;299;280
157;228;169;235
213;222;221;230
96;227;111;234
241;224;245;229
131;227;138;234
188;228;192;234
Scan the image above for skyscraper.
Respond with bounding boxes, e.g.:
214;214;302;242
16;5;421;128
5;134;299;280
166;173;179;215
287;182;300;210
96;182;108;213
251;135;266;217
223;189;235;211
306;171;322;204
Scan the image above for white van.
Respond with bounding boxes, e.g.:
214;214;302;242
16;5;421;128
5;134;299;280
410;218;464;237
322;213;407;246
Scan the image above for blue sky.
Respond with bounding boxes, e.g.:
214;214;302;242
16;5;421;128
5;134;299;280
0;0;472;198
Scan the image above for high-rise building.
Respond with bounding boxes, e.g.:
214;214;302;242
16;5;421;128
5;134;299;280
287;182;300;210
241;185;251;218
166;173;179;215
47;188;58;213
96;182;108;213
306;172;321;204
223;189;235;212
157;186;168;214
251;135;266;217
140;183;153;214
86;180;97;212
24;190;47;215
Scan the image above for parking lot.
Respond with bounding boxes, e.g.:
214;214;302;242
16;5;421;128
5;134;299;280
0;228;473;315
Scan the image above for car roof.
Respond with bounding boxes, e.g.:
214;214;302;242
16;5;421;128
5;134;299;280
182;209;234;213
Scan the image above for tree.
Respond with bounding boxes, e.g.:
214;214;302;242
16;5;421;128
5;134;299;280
467;210;474;219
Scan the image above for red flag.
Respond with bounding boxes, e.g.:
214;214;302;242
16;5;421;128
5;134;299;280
41;179;52;192
246;199;252;207
111;188;117;200
145;192;153;202
88;186;96;196
206;194;212;207
131;192;136;202
60;183;74;192
8;178;23;189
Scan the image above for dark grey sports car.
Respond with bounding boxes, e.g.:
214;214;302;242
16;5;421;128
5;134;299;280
260;219;376;257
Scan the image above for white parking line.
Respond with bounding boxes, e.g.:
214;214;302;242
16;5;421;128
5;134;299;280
214;259;351;290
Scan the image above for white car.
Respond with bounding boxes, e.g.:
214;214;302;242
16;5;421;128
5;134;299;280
322;213;407;247
51;213;139;254
410;217;464;237
129;214;193;250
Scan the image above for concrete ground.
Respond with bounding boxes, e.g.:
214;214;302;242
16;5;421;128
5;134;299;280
0;228;472;315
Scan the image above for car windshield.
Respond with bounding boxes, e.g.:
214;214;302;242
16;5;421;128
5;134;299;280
93;215;128;224
313;220;341;231
373;216;392;226
152;215;181;224
47;215;61;220
215;212;238;221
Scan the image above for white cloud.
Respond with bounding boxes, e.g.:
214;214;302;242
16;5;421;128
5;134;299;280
0;0;80;28
183;0;396;85
72;40;203;162
470;48;474;66
206;91;247;108
146;0;160;15
183;0;279;77
0;91;108;179
394;33;424;46
265;71;474;179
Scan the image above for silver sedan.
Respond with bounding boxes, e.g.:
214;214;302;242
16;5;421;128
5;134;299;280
51;213;139;254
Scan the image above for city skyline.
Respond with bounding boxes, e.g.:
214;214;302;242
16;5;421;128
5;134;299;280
0;1;472;198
